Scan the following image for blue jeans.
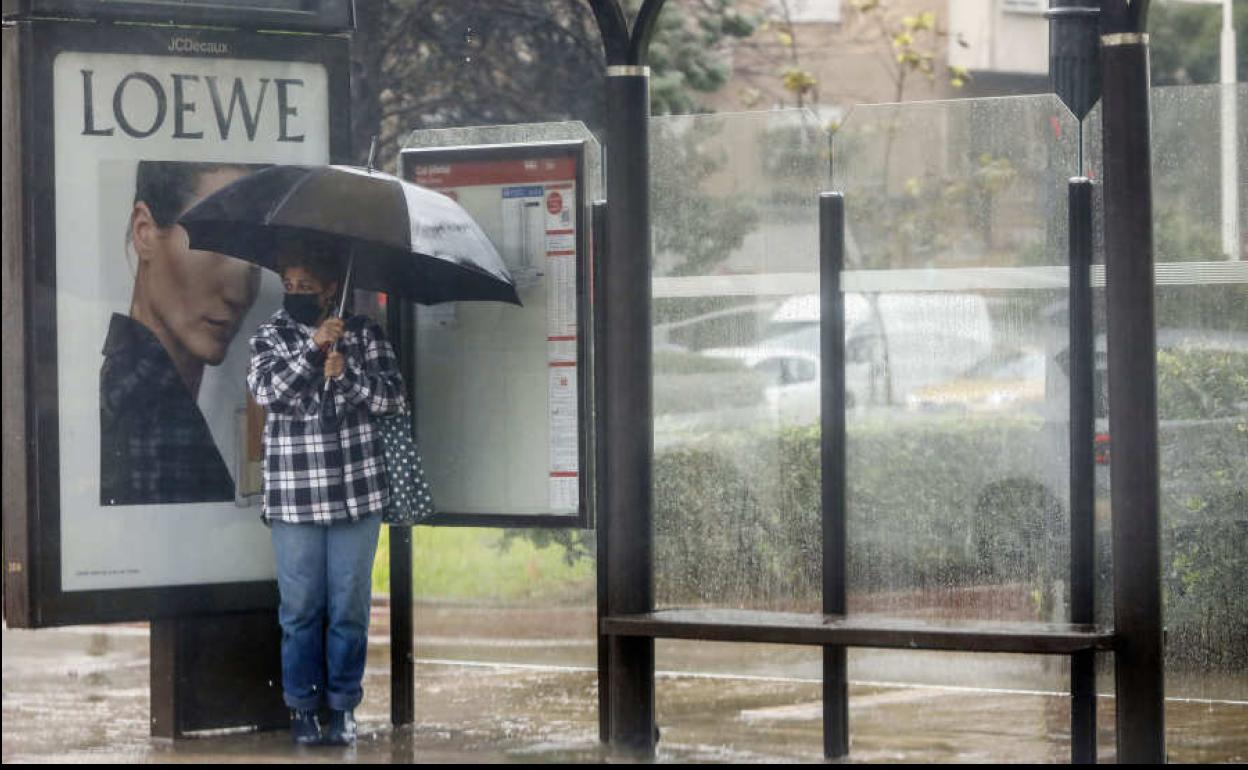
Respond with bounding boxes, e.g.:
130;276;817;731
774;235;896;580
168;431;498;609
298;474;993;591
270;515;382;711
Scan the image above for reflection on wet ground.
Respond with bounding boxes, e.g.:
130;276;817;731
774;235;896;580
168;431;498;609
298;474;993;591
4;608;1246;763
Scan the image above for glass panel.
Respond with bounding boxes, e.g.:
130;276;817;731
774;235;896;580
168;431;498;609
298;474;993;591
1087;84;1248;743
1085;83;1247;263
393;94;1248;757
830;95;1080;626
832;94;1079;270
650;109;830;611
1153;84;1248;741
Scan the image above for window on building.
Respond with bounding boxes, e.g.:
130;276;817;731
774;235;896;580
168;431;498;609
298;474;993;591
769;0;841;24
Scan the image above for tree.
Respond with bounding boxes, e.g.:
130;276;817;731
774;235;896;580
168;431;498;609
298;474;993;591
352;2;763;274
351;0;756;166
350;1;605;165
827;2;986;405
1149;0;1248;86
650;119;761;278
638;0;757;114
845;1;968;105
762;0;821;108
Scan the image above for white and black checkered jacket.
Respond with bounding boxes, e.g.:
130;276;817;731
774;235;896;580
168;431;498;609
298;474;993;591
247;309;405;525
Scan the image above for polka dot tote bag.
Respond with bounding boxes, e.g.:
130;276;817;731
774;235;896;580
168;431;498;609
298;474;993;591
377;409;435;525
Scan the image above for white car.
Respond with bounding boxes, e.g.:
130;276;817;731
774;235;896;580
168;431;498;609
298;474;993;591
700;292;996;424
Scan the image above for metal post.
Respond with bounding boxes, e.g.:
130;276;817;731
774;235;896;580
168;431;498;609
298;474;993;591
1100;25;1166;763
592;199;611;744
1220;0;1240;260
1067;177;1097;764
388;298;416;727
603;66;656;754
389;526;415;726
820;192;849;759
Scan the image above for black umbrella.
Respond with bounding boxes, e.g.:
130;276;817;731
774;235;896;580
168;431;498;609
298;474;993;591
178;163;520;307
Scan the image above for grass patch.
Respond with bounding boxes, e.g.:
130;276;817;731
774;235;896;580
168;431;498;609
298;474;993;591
371;525;594;604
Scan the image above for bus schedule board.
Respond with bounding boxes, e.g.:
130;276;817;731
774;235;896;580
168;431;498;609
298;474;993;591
399;141;591;529
2;21;350;627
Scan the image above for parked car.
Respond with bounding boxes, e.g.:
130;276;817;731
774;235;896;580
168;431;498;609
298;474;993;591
698;291;996;425
906;347;1047;413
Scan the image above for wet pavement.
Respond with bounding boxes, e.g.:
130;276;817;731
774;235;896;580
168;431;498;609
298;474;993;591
4;605;1246;763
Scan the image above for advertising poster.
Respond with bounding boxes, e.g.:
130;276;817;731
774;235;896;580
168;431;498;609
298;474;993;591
403;145;586;522
49;40;333;592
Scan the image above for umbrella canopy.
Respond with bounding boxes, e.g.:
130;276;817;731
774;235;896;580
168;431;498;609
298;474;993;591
178;164;520;306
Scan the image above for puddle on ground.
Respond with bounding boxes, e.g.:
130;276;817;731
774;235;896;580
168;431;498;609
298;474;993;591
4;621;1245;763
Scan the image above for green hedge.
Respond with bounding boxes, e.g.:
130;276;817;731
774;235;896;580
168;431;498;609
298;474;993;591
650;414;1247;669
495;344;1248;668
1163;489;1248;671
1156;347;1248;420
654;415;1061;606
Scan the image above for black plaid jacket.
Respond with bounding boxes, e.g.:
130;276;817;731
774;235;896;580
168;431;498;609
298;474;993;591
100;314;235;506
247;309;405;525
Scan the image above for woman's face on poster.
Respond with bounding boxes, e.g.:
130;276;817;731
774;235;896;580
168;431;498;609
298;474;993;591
131;168;261;366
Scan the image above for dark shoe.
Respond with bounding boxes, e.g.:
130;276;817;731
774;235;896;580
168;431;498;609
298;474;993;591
290;708;323;746
324;709;357;746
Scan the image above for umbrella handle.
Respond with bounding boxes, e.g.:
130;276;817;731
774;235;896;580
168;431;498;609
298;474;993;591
323;250;357;394
334;250;356;321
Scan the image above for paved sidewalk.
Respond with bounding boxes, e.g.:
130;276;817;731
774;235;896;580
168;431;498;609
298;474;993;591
4;606;1246;763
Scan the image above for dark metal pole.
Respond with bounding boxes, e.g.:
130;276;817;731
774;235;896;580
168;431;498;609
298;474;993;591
387;298;417;727
1068;177;1097;764
389;526;415;726
603;66;656;754
592;199;611;744
1099;26;1166;763
820;192;849;759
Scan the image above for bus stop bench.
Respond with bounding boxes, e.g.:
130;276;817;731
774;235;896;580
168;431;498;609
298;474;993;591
601;609;1115;655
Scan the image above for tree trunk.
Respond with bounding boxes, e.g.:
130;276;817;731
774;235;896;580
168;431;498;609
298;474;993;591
351;0;386;164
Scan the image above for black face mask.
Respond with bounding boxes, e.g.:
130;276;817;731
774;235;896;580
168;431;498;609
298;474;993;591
284;293;323;326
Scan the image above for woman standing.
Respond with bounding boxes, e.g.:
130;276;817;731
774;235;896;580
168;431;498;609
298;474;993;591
246;244;405;747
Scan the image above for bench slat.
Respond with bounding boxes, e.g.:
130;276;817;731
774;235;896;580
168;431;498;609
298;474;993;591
601;609;1115;654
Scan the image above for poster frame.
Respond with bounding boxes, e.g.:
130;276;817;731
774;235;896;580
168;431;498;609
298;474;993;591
2;0;354;32
2;19;351;627
398;140;593;530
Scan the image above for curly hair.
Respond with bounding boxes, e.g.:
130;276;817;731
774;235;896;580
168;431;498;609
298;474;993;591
275;237;344;288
